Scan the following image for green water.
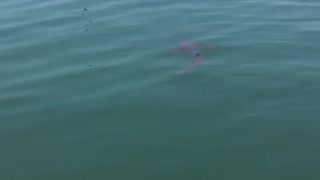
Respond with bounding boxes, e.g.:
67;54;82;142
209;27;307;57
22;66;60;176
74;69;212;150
1;0;320;179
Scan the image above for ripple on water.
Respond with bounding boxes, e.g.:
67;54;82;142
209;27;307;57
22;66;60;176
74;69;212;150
1;0;320;178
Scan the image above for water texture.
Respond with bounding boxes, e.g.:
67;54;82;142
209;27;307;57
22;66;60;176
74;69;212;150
1;0;320;179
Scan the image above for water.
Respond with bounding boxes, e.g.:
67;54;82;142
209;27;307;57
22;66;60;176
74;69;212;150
1;0;320;179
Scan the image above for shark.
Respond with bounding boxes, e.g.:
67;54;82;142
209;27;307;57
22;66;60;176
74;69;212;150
169;40;214;74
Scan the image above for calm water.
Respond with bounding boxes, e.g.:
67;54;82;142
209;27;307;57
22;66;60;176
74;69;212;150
1;0;320;179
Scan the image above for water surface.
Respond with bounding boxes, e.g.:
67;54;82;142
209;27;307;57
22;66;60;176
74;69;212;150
1;0;320;179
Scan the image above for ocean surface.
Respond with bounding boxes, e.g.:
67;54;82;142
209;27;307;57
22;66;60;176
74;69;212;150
1;0;320;179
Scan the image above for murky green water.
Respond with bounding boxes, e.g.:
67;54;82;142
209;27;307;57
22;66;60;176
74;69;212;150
1;0;320;179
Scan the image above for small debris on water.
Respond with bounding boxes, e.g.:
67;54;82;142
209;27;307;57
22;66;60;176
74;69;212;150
84;8;88;11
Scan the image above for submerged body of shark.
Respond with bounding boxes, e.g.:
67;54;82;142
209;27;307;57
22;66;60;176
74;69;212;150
169;40;214;74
